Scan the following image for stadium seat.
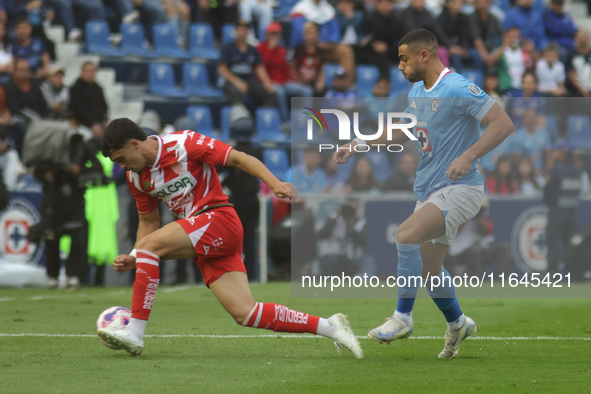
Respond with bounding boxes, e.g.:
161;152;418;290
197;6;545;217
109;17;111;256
153;24;191;59
356;65;380;97
189;23;220;60
120;23;155;57
149;63;188;98
366;151;391;183
220;106;232;139
462;69;484;89
567;115;591;149
263;149;290;181
85;20;123;56
222;24;236;45
389;67;411;97
182;63;224;98
254;107;288;143
187;105;215;134
323;63;340;89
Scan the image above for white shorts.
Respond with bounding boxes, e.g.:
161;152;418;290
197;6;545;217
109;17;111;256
413;184;484;245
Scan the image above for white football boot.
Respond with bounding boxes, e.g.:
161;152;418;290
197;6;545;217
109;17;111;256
329;313;364;359
438;316;477;359
97;326;144;356
367;315;413;344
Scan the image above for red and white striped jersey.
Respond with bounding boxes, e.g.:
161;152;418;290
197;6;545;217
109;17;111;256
127;130;233;219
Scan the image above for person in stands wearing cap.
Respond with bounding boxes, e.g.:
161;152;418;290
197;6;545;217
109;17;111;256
325;66;355;99
41;65;69;120
257;22;313;125
543;0;578;57
218;21;277;112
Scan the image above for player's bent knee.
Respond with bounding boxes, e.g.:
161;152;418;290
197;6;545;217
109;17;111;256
135;236;163;259
396;226;419;245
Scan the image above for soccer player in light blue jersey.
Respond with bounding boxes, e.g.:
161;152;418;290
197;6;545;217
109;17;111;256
334;29;515;358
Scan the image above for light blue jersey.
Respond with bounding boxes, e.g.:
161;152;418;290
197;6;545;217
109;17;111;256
405;68;495;201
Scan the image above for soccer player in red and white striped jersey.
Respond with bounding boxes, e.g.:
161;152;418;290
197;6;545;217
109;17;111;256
97;118;363;358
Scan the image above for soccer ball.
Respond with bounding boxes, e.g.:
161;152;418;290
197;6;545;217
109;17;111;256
96;306;131;349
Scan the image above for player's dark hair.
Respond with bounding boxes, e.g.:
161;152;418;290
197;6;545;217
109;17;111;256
399;28;439;56
102;118;147;157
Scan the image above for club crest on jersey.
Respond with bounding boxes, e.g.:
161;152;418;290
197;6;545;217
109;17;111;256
170;161;183;175
167;143;180;152
468;84;481;95
416;127;432;152
142;181;153;190
431;99;439;112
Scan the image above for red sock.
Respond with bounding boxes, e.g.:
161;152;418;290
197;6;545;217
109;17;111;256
131;249;160;321
242;302;320;334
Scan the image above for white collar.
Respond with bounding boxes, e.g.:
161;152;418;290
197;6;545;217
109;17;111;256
424;67;451;93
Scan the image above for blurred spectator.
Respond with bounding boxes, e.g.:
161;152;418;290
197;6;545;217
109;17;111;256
6;58;49;127
360;0;403;79
483;71;504;106
0;0;5;23
291;148;328;193
516;156;545;196
371;77;390;98
325;66;355;98
290;0;356;86
505;72;546;131
239;0;272;41
445;200;511;276
479;127;515;174
345;155;381;192
382;151;417;191
68;62;108;138
258;22;313;123
291;21;327;96
399;0;450;66
542;0;577;55
161;0;191;46
502;0;547;51
493;27;532;94
71;0;106;33
511;107;551;171
40;64;69;120
0;21;12;83
486;155;518;195
468;0;503;71
0;83;11;139
218;21;277;111
318;201;367;275
197;0;239;43
43;0;81;41
565;29;591;98
544;141;587;275
323;158;346;191
437;0;477;73
11;18;50;78
102;0;165;43
536;43;566;97
335;0;364;47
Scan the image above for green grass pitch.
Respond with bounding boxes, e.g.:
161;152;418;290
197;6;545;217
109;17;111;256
1;283;590;393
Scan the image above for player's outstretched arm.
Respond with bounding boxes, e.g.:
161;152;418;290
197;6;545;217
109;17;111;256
113;209;160;272
446;102;515;181
226;149;292;199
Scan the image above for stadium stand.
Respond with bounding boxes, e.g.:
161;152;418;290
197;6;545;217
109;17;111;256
182;63;224;98
120;23;156;58
189;23;221;60
85;20;123;57
152;24;191;59
149;63;188;98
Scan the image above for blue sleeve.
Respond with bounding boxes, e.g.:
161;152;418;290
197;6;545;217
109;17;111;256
453;78;495;122
290;16;306;47
0;0;4;11
320;18;340;43
534;16;548;51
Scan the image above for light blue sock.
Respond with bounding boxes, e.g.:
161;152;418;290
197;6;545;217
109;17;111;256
426;267;463;323
395;242;422;314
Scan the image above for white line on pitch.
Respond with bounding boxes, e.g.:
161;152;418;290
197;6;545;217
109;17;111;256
161;286;190;293
0;297;16;302
0;333;589;340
